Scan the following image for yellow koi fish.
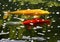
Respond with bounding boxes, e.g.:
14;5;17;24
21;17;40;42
3;9;51;19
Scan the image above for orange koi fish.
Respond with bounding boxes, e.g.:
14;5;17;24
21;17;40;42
3;9;51;19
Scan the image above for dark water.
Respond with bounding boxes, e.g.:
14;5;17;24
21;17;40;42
0;0;60;42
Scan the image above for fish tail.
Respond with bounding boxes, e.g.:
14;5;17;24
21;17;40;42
3;11;10;19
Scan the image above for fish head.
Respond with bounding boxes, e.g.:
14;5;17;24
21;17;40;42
40;11;51;15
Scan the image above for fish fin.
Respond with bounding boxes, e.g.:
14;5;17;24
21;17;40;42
33;15;40;18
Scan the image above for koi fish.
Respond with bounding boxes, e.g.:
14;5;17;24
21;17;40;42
23;18;50;30
3;9;51;19
23;18;50;26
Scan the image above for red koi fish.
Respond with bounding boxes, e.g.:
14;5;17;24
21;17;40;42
23;18;50;30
